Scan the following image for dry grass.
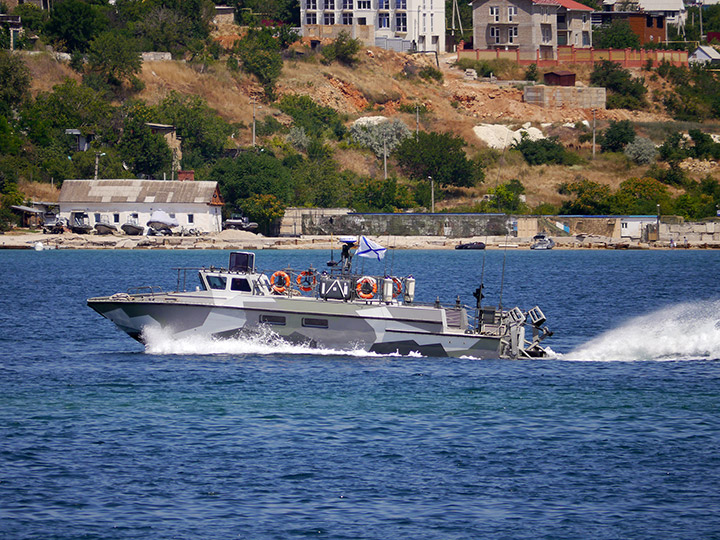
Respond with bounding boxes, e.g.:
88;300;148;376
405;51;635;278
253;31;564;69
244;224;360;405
19;180;60;202
25;52;80;96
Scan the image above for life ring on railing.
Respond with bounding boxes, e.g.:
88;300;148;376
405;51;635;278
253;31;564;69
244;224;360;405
270;271;291;294
296;270;317;292
391;277;403;298
356;276;377;300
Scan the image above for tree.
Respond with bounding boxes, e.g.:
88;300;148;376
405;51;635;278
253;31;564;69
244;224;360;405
600;120;635;153
610;177;670;214
236;26;283;100
321;31;362;66
394;131;483;188
624;137;658;164
512;133;580;165
0;50;30;118
118;116;173;177
351;177;414;212
593;20;641;49
278;95;345;140
211;152;293;208
590;60;647;110
490;179;526;213
45;0;107;52
349;119;411;157
156;91;233;165
240;193;286;235
559;179;612;215
87;31;142;87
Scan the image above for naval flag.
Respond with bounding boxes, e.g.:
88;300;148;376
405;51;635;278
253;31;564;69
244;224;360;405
356;236;387;260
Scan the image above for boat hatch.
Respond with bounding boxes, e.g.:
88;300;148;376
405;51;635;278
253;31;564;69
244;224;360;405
229;252;255;273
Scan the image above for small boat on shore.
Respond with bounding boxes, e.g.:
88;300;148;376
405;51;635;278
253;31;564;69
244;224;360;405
455;241;486;250
94;221;117;235
224;213;258;232
147;210;179;236
531;233;555;250
121;220;144;236
87;238;553;359
69;212;93;235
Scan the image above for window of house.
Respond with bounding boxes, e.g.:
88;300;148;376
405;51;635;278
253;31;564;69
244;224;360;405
490;26;500;43
379;12;390;27
430;12;433;31
324;12;335;24
306;12;317;23
378;0;389;8
113;213;120;223
324;0;334;8
489;6;499;22
358;0;370;8
582;31;590;46
94;213;101;223
188;214;194;224
395;0;406;8
557;14;566;25
508;26;518;43
582;14;587;23
423;13;426;32
342;12;353;24
342;0;353;8
307;0;317;9
657;17;663;28
508;6;517;22
395;12;407;31
542;24;551;43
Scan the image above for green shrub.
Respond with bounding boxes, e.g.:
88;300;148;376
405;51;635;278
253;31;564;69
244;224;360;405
624;137;658;164
418;66;443;83
321;31;361;66
600;120;636;153
513;134;581;165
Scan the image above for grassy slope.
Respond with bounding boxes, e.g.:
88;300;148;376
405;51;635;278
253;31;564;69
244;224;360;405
23;50;720;210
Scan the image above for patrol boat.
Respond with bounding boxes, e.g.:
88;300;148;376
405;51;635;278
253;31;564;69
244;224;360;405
87;244;552;359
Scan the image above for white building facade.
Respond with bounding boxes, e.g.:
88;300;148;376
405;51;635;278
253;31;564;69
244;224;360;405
58;179;224;234
302;0;445;52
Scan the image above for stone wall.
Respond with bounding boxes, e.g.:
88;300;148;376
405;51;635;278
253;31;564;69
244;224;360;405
523;85;606;109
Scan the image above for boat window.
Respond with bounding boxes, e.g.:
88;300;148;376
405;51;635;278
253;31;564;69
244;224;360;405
231;278;251;292
197;274;207;291
302;318;329;329
260;314;286;325
206;275;227;290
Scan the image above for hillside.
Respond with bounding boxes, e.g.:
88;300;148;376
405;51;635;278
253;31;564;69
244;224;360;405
21;41;719;212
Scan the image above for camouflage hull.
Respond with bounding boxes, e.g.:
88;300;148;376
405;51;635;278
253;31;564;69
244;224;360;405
87;292;506;358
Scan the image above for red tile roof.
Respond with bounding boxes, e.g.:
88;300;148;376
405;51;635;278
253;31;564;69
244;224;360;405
532;0;594;9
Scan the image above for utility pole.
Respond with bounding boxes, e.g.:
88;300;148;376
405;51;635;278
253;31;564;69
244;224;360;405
592;108;596;159
383;137;388;180
94;152;105;180
416;104;419;141
429;176;434;213
251;100;261;147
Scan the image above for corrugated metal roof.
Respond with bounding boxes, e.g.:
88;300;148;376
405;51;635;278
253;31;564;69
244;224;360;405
637;0;684;11
58;180;219;205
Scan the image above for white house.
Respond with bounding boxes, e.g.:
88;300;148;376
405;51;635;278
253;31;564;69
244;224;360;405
58;179;224;234
689;45;720;65
301;0;445;52
620;215;658;240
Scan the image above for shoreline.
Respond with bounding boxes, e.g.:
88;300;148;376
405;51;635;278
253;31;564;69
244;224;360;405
1;229;717;251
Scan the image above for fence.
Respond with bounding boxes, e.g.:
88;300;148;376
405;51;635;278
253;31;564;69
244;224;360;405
457;45;688;68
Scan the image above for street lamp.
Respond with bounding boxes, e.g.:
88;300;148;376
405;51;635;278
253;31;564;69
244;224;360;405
94;152;106;180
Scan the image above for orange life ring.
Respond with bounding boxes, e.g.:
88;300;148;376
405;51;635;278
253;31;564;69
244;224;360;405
391;277;403;297
296;270;317;292
356;276;377;300
270;271;291;294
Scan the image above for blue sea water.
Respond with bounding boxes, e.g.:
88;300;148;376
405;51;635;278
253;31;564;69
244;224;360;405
1;248;720;539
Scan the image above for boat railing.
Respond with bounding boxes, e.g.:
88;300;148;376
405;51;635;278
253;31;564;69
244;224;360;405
127;285;164;296
173;267;205;292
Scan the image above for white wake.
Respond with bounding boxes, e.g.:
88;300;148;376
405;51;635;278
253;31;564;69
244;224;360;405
566;299;720;361
142;325;422;358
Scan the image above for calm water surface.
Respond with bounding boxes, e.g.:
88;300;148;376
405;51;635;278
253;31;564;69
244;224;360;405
1;249;719;539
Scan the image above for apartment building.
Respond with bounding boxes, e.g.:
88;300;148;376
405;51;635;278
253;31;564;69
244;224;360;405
301;0;446;52
472;0;593;59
